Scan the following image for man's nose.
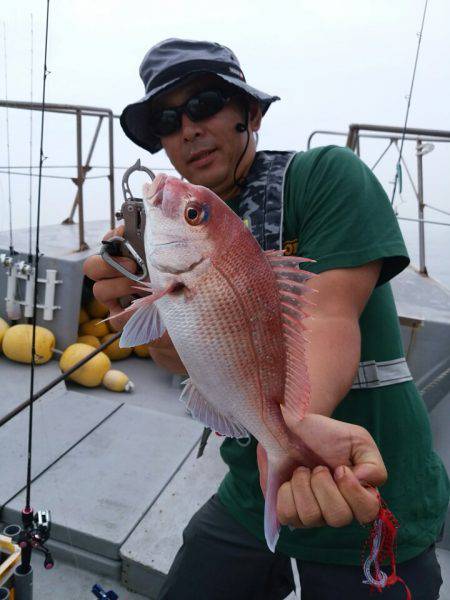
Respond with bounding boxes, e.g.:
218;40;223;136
180;112;203;142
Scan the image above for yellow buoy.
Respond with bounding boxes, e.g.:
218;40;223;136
2;324;55;364
101;333;132;361
102;369;134;392
59;343;111;387
79;318;110;338
0;317;10;352
77;335;101;348
87;298;109;319
133;344;151;358
79;307;89;325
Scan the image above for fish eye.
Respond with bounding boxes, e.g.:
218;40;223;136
184;202;204;226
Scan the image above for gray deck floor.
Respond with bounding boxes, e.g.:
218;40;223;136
1;221;449;598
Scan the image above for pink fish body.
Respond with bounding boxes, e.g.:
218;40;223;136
120;174;320;551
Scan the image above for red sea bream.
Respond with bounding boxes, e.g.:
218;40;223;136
119;174;325;551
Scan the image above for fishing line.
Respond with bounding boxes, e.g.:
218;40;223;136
28;13;34;261
390;0;429;206
26;0;50;512
2;22;14;254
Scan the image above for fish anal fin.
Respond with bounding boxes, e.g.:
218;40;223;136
180;379;249;439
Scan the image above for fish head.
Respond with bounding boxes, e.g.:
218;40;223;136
142;174;229;276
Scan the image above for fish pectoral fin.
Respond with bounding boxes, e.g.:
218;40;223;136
180;379;249;439
119;303;166;348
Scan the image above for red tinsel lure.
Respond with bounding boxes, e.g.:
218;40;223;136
363;492;412;599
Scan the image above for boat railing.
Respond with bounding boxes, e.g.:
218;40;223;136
0;100;117;252
308;124;450;275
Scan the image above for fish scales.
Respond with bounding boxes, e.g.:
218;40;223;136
158;239;290;452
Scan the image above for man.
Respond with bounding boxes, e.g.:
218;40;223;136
84;39;448;599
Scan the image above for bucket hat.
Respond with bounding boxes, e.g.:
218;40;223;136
120;38;280;154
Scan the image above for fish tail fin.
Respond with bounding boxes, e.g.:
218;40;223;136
264;460;282;553
263;454;299;552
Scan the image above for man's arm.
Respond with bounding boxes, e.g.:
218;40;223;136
305;259;382;416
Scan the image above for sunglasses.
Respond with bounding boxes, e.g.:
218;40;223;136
149;88;233;137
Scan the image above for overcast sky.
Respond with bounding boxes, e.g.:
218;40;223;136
1;0;449;281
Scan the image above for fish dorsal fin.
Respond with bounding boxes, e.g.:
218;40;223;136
180;379;249;439
265;250;315;419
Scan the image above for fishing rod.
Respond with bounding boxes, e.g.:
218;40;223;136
28;14;34;264
390;0;429;206
2;23;13;258
9;4;53;597
0;23;22;322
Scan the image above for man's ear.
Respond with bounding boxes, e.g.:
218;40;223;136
249;100;262;132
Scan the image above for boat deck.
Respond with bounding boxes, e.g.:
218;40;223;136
1;220;449;598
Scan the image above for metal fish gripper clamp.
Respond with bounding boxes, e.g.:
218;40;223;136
100;159;155;283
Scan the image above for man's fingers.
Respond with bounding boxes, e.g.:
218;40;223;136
334;466;380;524
350;427;388;487
290;467;324;528
310;466;353;528
83;254;137;282
93;277;136;305
351;461;387;488
277;482;303;528
103;224;125;240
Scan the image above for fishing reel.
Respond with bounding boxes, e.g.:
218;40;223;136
4;509;54;572
0;253;15;272
100;159;154;284
19;508;54;570
16;260;33;278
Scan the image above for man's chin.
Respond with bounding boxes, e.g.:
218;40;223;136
186;167;227;193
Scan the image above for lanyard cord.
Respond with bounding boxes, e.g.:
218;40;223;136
390;0;429;205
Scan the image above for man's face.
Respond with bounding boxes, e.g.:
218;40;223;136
151;74;261;199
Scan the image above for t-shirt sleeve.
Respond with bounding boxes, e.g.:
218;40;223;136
287;146;409;286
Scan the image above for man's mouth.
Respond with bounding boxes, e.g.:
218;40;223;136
188;148;217;164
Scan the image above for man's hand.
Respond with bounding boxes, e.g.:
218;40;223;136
257;413;387;529
83;226;139;331
83;226;186;374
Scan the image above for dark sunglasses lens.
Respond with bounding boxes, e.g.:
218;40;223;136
150;90;228;136
152;110;180;136
186;90;226;121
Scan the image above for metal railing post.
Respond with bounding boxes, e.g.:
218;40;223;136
416;139;427;274
108;112;115;230
76;109;88;251
64;115;104;225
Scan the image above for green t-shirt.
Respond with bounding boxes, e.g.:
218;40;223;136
218;146;449;565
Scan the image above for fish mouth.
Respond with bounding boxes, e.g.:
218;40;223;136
149;240;187;248
149;254;206;275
